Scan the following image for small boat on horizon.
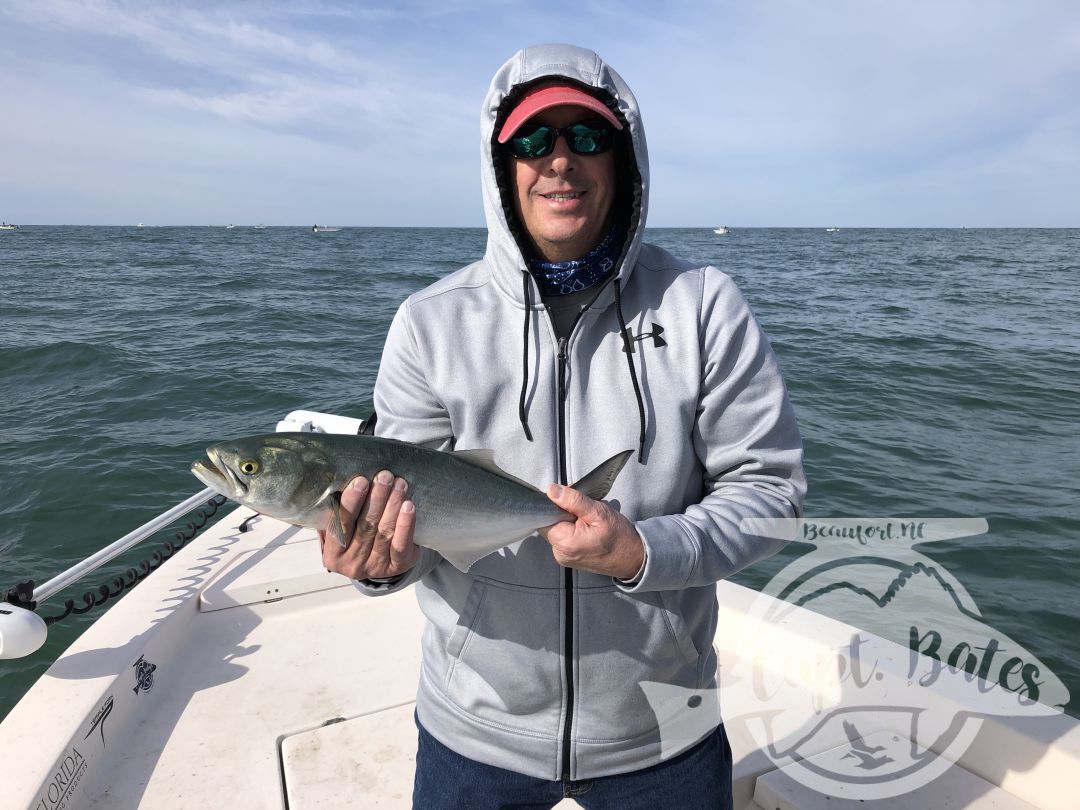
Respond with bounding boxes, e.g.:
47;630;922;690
826;227;841;232
312;225;342;233
0;222;18;231
714;226;730;235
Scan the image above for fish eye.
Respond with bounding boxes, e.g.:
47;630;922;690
239;459;260;475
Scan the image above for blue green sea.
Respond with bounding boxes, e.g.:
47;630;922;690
1;225;1077;721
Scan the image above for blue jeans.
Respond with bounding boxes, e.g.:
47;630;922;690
412;716;733;809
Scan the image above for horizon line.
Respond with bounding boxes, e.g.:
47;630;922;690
4;224;1078;230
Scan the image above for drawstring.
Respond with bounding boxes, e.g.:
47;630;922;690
614;277;647;463
519;270;534;442
520;271;647;462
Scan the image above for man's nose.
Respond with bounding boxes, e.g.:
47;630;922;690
546;135;576;172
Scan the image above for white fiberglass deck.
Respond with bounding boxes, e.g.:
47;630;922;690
1;507;1077;809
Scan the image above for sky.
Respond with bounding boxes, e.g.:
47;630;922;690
1;0;1078;227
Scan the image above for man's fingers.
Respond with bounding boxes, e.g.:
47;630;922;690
378;477;409;540
351;470;392;552
340;476;370;515
389;501;418;570
361;470;394;525
368;476;408;569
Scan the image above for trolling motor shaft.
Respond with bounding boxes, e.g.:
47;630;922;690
0;488;219;659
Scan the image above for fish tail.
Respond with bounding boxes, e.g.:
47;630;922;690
571;450;634;501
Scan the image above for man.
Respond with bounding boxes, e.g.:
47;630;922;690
322;44;805;808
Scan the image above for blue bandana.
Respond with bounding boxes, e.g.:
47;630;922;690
528;225;622;296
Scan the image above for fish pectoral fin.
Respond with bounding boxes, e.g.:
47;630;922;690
435;548;491;573
422;532;535;574
571;450;634;501
326;491;350;548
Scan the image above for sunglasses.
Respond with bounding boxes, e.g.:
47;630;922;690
506;120;616;159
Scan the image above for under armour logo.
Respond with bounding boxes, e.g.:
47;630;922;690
622;323;667;353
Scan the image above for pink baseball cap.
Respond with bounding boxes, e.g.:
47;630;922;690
497;83;623;143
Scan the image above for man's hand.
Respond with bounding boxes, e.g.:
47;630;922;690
320;470;421;580
538;484;645;580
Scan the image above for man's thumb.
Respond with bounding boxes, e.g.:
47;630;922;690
547;483;592;516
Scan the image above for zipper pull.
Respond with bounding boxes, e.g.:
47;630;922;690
557;337;568;361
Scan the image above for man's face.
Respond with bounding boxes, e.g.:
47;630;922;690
508;104;616;263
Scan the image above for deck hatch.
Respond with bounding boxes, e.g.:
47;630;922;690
280;703;417;807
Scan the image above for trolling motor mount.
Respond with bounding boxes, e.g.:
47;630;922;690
5;581;36;611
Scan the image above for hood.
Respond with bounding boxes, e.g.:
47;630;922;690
480;44;650;308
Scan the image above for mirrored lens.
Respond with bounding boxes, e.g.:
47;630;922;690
509;126;555;159
566;122;611;155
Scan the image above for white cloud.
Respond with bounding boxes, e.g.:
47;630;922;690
2;0;1078;225
6;0;371;74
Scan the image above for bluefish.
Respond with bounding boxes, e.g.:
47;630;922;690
192;432;632;572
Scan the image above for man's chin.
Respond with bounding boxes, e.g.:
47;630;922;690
533;226;604;262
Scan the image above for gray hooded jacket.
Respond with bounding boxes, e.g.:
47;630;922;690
356;44;806;781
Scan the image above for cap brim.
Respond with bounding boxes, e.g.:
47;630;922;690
497;84;623;143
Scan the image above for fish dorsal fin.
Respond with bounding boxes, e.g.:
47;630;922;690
451;448;541;491
451;448;496;466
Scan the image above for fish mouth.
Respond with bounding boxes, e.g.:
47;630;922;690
190;447;247;499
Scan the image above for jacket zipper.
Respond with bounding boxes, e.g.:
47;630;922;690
551;285;614;784
556;335;575;784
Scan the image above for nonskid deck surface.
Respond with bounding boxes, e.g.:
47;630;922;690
1;508;1077;809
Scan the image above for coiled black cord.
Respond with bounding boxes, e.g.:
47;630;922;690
39;494;228;627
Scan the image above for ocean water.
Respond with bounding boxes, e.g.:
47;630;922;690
1;225;1077;722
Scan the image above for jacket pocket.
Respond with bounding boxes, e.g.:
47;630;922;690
657;590;702;667
575;588;705;744
442;579;564;733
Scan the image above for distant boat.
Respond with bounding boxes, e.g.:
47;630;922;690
136;222;145;228
312;225;341;233
254;224;266;230
826;227;841;232
713;226;730;235
0;222;17;231
226;224;236;229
